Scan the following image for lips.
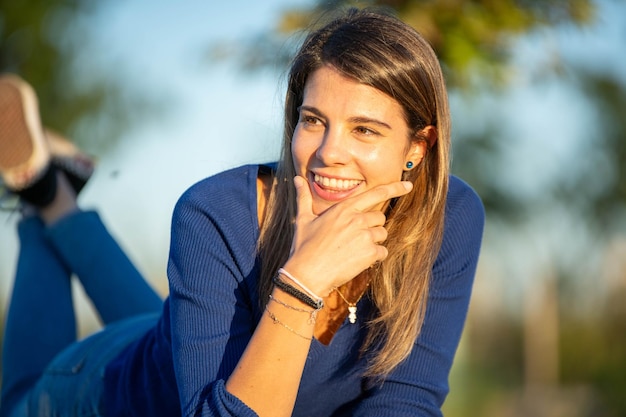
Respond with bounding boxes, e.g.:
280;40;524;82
307;173;364;210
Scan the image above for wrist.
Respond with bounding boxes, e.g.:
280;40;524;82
268;290;319;325
279;262;333;297
273;272;324;310
278;268;323;301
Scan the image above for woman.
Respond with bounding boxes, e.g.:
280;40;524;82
1;8;484;417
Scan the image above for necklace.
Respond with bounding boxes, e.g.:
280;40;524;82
334;282;370;324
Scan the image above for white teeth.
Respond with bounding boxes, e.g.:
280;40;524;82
314;174;361;190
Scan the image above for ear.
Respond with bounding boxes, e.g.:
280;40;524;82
404;125;437;171
420;125;438;149
404;140;427;171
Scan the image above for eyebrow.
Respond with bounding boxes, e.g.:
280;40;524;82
298;105;392;130
348;116;392;130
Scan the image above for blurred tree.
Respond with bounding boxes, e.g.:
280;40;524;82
0;0;162;152
209;0;594;89
561;69;626;233
554;67;626;416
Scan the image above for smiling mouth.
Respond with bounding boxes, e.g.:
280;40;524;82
313;174;362;191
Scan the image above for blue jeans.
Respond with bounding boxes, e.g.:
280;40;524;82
0;211;163;417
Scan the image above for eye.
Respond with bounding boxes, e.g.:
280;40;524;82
299;113;323;127
304;116;320;125
354;126;378;136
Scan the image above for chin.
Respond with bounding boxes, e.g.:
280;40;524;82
311;200;334;215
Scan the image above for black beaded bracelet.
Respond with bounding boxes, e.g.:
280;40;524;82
272;275;324;310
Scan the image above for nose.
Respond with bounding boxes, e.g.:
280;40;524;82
315;127;350;165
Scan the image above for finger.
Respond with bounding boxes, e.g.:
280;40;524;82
373;244;389;263
369;225;388;244
362;210;387;228
293;175;314;219
351;181;413;212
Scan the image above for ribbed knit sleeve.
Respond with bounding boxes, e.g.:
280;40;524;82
347;175;485;417
167;165;262;417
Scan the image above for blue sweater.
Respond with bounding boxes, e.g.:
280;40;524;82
104;164;484;417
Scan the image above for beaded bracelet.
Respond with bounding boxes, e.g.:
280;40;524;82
273;275;324;310
265;307;313;341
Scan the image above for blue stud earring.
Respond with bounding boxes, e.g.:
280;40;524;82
405;161;414;169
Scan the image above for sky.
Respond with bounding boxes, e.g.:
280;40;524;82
1;0;625;328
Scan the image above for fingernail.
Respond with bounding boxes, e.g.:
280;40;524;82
402;181;413;191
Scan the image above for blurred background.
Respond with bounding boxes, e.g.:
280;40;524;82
1;0;625;416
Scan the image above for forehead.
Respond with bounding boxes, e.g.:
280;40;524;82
302;65;406;122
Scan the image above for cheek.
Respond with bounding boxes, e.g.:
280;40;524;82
376;162;406;186
290;131;310;172
362;148;406;181
290;133;302;160
291;128;320;157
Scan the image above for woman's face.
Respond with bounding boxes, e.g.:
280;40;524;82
292;65;425;215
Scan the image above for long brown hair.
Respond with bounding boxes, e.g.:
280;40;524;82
258;7;450;378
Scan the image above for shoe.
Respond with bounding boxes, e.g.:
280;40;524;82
0;74;57;206
46;129;94;195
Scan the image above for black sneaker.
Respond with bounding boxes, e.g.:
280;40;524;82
47;129;95;195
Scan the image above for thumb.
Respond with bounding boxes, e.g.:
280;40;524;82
293;175;314;219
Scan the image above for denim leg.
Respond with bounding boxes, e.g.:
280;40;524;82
27;313;159;417
0;216;76;417
45;210;162;325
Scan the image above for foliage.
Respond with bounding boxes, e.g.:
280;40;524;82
209;0;595;90
561;70;626;232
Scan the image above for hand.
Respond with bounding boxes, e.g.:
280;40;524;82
282;176;413;295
